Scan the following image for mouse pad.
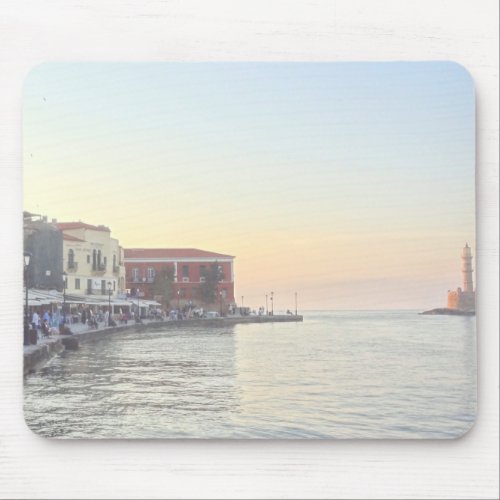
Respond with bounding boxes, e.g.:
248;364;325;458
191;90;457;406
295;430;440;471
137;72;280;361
23;62;476;438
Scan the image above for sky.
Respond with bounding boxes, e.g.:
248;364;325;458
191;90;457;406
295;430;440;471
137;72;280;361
23;62;475;310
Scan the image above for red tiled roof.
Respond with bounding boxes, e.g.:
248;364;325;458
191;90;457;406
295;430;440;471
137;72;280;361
124;248;234;259
63;234;85;242
56;222;110;232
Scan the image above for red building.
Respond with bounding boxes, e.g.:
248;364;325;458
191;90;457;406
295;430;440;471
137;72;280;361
124;248;235;310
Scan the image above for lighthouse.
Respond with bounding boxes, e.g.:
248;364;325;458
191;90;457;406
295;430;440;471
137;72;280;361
447;243;476;312
461;243;473;293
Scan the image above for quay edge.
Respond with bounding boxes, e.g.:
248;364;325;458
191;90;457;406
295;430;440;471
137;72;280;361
24;314;303;376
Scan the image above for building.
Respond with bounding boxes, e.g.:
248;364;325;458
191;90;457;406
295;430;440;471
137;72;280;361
124;248;235;310
56;222;126;297
23;212;64;290
447;243;475;312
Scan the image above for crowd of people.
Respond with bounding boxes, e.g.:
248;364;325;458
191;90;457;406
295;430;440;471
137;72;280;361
27;300;270;343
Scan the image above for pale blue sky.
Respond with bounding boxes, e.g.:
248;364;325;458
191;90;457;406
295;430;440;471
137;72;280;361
24;62;475;309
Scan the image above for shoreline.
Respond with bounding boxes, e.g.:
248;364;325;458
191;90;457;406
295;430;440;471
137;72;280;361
420;308;475;316
23;314;303;376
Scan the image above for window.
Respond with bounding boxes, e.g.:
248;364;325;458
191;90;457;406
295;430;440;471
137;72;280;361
182;265;189;278
147;267;155;281
200;265;206;282
75;278;80;290
87;254;90;264
87;278;92;294
68;249;75;268
221;288;227;299
132;268;140;282
101;280;106;295
113;281;116;291
92;250;97;270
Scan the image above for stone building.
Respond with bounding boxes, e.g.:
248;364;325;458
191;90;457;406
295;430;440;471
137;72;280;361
447;243;475;312
56;221;126;297
23;212;64;290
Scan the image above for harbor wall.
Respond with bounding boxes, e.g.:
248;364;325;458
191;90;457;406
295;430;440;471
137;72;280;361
24;315;303;376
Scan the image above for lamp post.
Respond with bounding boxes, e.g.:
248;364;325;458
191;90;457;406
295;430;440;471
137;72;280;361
265;294;268;315
23;253;31;346
270;291;274;316
62;271;67;328
177;289;180;311
107;281;112;326
295;292;298;316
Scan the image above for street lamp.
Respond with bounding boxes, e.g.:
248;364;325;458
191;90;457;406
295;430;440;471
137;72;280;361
23;253;31;346
270;291;274;316
62;271;67;328
107;281;112;326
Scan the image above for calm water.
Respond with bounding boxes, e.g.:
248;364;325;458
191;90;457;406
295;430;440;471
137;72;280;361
24;311;476;439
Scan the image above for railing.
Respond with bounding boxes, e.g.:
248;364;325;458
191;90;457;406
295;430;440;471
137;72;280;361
92;264;106;275
130;277;154;283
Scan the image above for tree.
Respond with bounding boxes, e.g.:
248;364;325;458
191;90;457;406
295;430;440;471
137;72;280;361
150;266;175;306
200;261;225;304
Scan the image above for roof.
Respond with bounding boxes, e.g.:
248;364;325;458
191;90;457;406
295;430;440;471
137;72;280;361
124;248;235;259
63;234;86;242
56;222;110;232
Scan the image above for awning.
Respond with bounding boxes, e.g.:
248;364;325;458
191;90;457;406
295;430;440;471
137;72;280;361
24;289;135;308
128;298;162;307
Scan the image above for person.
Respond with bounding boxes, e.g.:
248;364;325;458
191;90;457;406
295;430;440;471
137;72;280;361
41;320;49;338
31;311;40;333
81;309;87;325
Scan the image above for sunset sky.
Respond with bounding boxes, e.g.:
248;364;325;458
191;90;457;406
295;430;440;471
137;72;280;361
23;62;475;310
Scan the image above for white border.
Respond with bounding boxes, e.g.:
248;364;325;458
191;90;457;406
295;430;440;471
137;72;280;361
0;1;498;498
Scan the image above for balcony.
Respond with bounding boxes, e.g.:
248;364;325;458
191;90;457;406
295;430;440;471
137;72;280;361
130;277;154;283
92;263;107;275
67;261;78;272
113;265;120;274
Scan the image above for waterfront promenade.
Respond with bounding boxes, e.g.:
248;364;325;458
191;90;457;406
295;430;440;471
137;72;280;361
24;314;303;376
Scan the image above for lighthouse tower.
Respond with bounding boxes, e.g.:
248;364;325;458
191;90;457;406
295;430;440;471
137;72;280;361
461;243;473;292
447;243;475;311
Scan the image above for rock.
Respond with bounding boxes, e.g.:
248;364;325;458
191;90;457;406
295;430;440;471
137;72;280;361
61;336;79;350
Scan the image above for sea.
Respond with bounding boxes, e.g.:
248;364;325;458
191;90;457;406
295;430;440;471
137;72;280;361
23;310;476;439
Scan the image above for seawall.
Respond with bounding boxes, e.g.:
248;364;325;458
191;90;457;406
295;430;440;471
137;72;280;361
24;315;303;376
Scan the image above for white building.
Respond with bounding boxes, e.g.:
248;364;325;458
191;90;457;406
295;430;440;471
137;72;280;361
56;222;126;297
